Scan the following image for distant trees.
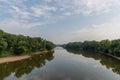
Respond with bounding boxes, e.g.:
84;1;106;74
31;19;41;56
0;30;54;57
64;39;120;57
45;41;55;50
63;42;82;50
82;41;99;51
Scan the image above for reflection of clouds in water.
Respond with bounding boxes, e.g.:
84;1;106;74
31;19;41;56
27;77;43;80
80;76;92;80
55;47;64;50
64;77;72;80
94;63;106;69
17;74;43;80
71;55;106;69
5;73;31;80
21;74;91;80
83;77;91;80
71;54;97;64
4;73;15;80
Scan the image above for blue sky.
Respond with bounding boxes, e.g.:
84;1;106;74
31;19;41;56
0;0;120;44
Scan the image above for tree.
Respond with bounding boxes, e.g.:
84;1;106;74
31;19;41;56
45;41;54;50
99;40;111;53
64;39;120;57
0;29;54;56
0;38;8;54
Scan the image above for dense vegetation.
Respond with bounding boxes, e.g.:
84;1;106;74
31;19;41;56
0;30;54;57
63;39;120;57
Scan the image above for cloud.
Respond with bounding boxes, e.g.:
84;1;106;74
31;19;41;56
54;0;120;15
0;0;119;22
31;7;44;17
9;5;30;19
51;14;120;44
31;5;56;17
44;0;52;3
75;14;120;41
84;0;120;14
0;19;43;34
74;24;120;41
1;0;120;20
0;0;26;4
0;0;31;19
63;12;72;16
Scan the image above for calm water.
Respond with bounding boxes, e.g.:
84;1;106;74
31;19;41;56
1;47;120;80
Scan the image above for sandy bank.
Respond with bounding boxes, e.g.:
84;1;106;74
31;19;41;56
0;50;54;64
0;55;30;64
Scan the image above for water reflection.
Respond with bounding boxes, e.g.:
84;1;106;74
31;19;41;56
66;49;120;75
0;52;54;80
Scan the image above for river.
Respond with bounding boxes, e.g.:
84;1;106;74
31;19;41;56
1;47;120;80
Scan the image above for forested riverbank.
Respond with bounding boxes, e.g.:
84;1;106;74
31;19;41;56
63;39;120;58
0;30;54;57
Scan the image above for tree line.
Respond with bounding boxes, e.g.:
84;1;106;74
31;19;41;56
63;39;120;57
0;30;54;57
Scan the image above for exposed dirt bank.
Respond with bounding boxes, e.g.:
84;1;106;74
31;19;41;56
0;50;54;64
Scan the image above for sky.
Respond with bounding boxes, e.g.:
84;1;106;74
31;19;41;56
0;0;120;44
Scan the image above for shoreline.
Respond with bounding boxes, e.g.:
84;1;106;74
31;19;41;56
0;50;54;64
98;51;120;60
65;48;120;60
103;53;120;60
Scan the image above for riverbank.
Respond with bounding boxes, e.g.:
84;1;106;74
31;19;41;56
97;51;120;60
0;50;54;64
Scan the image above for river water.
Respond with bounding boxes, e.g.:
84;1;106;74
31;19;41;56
1;47;120;80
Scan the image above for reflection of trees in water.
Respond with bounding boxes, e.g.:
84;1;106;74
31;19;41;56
67;49;120;75
0;52;54;80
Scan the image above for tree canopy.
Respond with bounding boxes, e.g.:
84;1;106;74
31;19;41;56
64;39;120;57
0;30;54;57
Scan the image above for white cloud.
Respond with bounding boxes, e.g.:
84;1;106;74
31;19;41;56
0;0;31;19
1;0;120;19
66;16;120;43
83;0;120;15
0;19;43;34
51;14;120;44
31;5;56;17
0;0;26;4
10;5;20;12
63;12;72;16
43;6;56;11
10;5;30;19
44;0;52;3
54;0;120;15
74;24;120;41
31;7;44;17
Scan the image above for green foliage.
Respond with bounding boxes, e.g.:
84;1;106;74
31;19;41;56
82;41;99;51
99;40;111;53
45;41;54;50
0;38;8;53
0;30;4;38
0;29;54;56
64;39;120;57
64;42;82;50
